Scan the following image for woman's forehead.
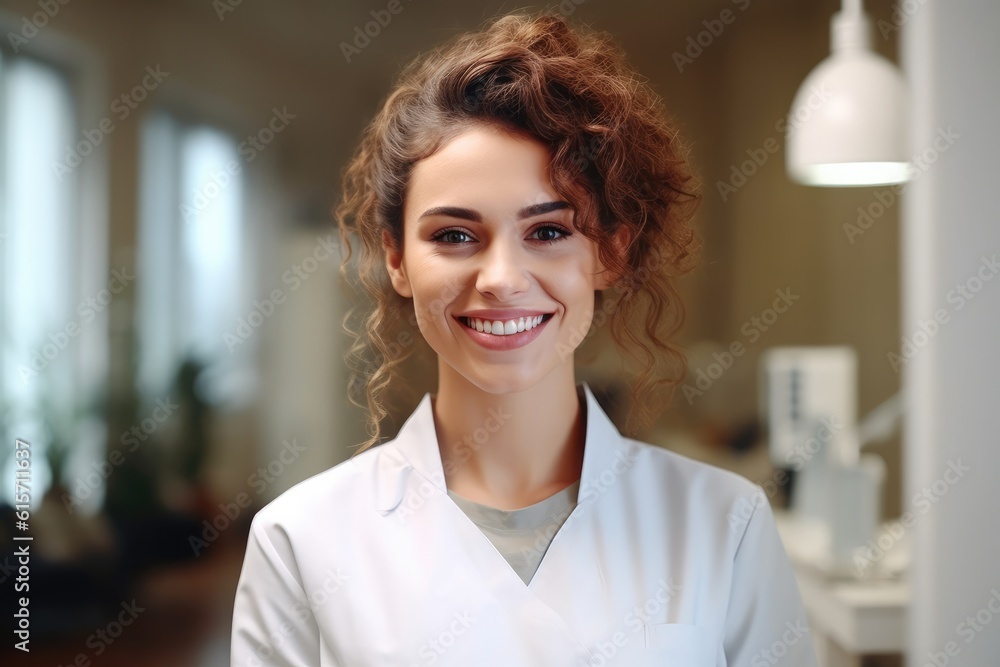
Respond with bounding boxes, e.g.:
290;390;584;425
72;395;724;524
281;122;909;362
404;126;566;222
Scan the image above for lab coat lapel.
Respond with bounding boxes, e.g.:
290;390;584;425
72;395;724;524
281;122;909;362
371;382;627;664
528;381;630;581
371;392;442;517
373;390;446;515
526;383;637;638
374;381;625;516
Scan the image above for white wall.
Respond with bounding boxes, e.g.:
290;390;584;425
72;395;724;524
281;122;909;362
903;1;1000;663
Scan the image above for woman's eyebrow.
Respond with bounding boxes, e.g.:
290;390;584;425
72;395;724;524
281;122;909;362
418;200;572;223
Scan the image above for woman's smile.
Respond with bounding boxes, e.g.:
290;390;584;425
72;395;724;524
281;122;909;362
458;312;551;335
455;312;555;351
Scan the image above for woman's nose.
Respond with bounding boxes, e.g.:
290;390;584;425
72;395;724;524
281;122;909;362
475;238;531;300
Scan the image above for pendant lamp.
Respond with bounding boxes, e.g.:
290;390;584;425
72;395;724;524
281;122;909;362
786;0;911;186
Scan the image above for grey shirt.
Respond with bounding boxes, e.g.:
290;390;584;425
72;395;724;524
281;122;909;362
447;480;581;586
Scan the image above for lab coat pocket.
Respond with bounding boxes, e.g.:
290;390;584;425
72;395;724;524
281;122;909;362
643;623;715;663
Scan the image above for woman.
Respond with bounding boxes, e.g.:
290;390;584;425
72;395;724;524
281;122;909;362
231;11;818;666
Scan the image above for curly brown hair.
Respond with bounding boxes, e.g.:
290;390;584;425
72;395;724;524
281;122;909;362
335;9;701;455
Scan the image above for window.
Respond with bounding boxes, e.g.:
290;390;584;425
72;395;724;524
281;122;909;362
137;110;251;406
0;48;104;505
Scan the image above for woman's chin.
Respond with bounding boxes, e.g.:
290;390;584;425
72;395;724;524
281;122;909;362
443;364;546;397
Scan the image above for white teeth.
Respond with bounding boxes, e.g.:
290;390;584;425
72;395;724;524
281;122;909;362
462;315;547;336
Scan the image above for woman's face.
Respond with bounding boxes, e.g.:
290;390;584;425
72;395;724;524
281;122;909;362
385;124;617;395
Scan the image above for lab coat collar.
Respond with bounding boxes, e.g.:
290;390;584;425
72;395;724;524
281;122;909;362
374;381;626;515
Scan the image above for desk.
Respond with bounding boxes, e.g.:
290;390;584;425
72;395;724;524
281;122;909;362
775;511;909;667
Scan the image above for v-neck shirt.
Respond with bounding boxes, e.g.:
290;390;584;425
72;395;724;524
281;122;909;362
447;479;581;585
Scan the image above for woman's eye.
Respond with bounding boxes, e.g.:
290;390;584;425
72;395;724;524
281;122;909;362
531;225;571;243
430;228;474;244
429;224;571;245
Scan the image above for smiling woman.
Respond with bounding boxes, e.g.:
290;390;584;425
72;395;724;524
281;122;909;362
231;9;819;666
342;16;703;455
385;125;618;398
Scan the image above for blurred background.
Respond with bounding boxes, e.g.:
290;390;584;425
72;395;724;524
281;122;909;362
0;0;996;665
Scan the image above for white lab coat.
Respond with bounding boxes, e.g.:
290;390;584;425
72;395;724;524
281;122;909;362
231;382;818;666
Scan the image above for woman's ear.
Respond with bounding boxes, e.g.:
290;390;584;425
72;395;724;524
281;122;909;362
383;229;413;298
595;225;632;291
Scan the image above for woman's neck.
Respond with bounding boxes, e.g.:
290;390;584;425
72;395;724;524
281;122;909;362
432;362;585;510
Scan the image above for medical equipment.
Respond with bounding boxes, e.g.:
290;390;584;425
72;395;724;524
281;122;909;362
760;346;890;578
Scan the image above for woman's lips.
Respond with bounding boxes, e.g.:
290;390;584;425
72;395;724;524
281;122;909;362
456;313;553;351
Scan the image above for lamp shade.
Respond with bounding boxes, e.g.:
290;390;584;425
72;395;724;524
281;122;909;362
786;8;911;186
